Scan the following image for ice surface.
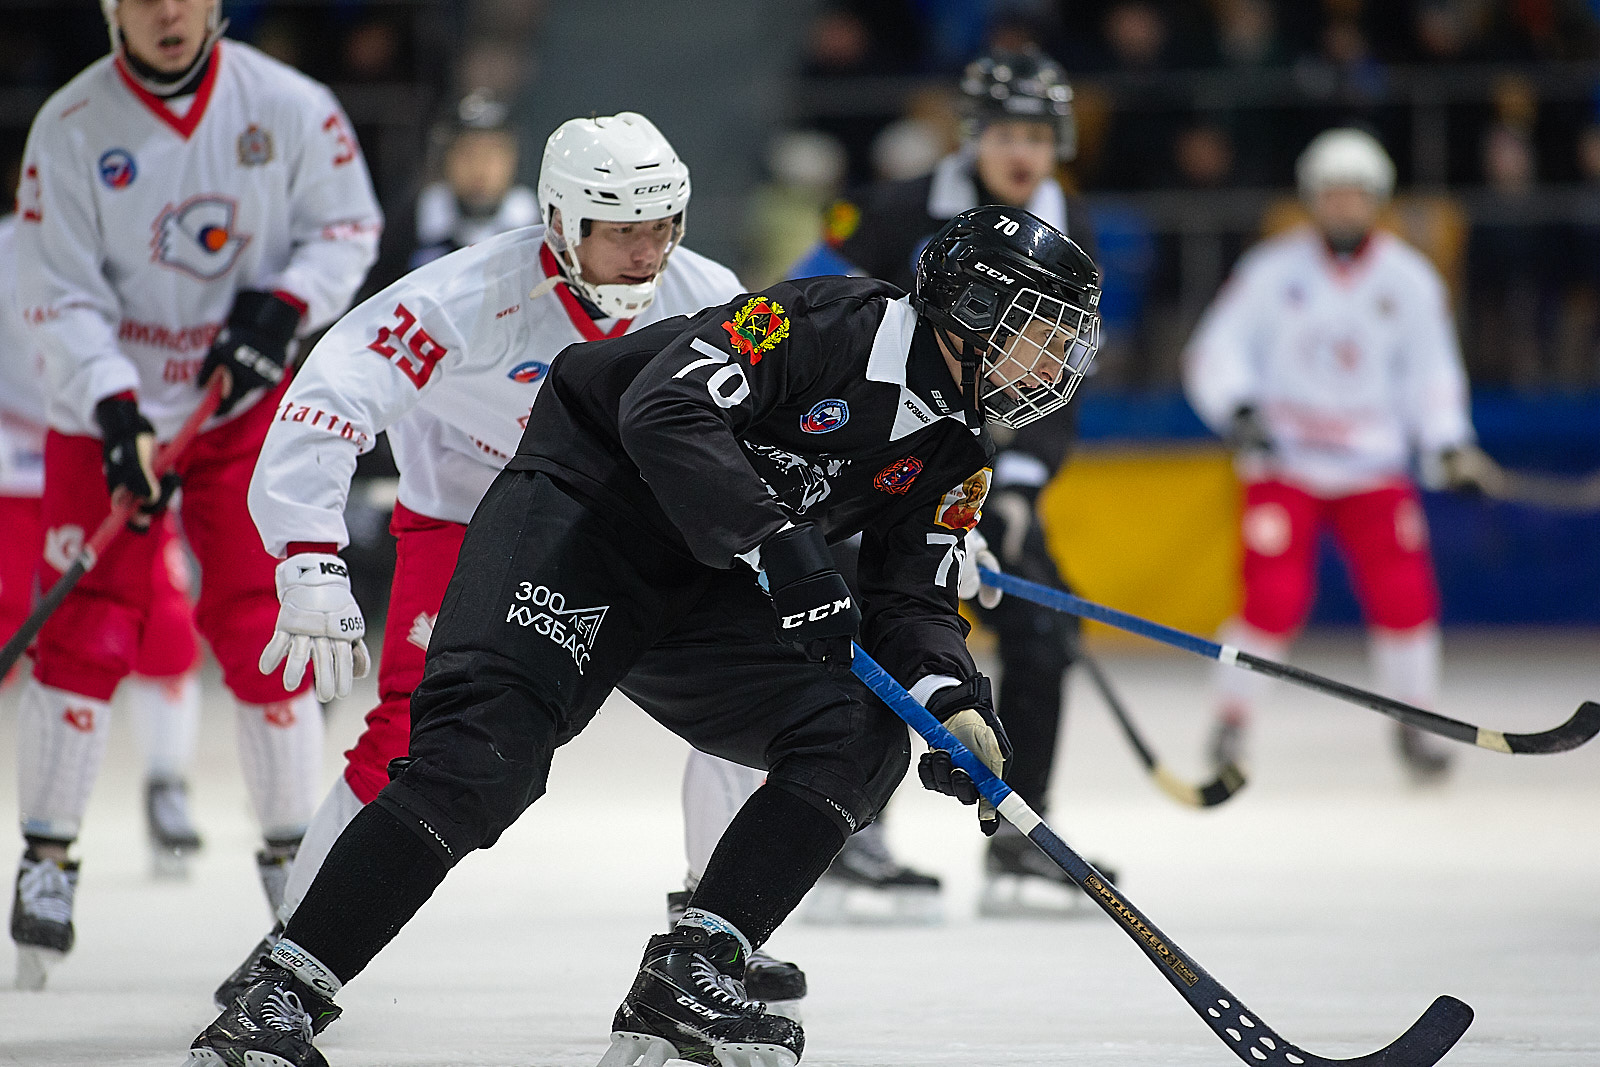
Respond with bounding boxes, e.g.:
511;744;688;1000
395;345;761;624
0;630;1595;1065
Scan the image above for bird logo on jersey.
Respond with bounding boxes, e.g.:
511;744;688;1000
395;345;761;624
722;296;790;364
508;360;549;384
98;148;137;189
152;194;251;280
873;455;923;495
801;399;849;434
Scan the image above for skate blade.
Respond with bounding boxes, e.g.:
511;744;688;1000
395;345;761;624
798;882;942;926
713;1042;798;1067
598;1032;681;1067
15;946;63;990
186;1051;301;1067
978;875;1093;919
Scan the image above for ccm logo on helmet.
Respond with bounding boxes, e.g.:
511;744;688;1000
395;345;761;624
972;260;1015;285
634;183;672;195
782;597;854;629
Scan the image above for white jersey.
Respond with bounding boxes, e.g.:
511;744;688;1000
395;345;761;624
15;41;382;439
0;215;47;497
1183;226;1473;496
249;224;744;555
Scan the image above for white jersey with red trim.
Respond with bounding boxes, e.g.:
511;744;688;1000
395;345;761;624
0;215;48;497
248;224;743;555
1183;226;1474;496
15;40;381;439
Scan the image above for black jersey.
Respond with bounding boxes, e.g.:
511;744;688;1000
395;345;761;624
821;156;1096;481
509;275;996;686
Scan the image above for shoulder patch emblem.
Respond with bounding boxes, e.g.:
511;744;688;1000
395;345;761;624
933;467;991;530
824;199;861;247
873;455;923;495
98;148;136;189
801;398;849;434
722;295;790;365
237;124;274;167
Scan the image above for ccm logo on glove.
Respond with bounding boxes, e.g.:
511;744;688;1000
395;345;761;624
781;597;854;629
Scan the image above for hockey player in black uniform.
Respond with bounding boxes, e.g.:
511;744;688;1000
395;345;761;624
792;48;1110;917
188;205;1101;1067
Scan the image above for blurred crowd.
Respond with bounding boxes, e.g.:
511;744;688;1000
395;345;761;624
790;0;1600;391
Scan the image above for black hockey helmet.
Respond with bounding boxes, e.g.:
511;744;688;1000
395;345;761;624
959;48;1077;161
913;205;1101;430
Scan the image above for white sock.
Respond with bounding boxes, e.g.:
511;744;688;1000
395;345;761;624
681;749;765;887
234;692;324;841
1370;624;1441;707
277;775;365;924
1213;618;1291;724
17;680;113;841
124;672;200;782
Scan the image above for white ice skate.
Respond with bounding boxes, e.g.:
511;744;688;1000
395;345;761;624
146;777;204;879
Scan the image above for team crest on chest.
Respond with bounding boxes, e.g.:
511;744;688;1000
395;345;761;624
152;194;251;280
722;295;790;364
237;124;274;167
801;398;849;434
97;148;136;189
933;467;991;530
873;455;923;495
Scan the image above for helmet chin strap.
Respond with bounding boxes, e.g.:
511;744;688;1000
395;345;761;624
958;333;985;433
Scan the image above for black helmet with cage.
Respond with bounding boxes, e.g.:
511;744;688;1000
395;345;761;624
913;205;1101;431
959;48;1077;161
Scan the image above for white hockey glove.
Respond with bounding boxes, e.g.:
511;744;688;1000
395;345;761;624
1431;444;1507;498
956;528;1003;609
919;676;1011;836
259;553;371;702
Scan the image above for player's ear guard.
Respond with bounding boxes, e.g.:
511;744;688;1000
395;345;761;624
919;674;1011;834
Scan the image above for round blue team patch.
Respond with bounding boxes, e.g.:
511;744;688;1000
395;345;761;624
508;360;549;384
98;149;136;190
801;398;849;433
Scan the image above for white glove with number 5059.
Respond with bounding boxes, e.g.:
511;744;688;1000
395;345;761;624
259;552;371;702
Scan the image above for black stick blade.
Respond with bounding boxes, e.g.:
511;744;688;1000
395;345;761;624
1293;995;1473;1067
1502;701;1600;755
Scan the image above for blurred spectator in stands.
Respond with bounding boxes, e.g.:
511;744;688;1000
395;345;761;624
1465;122;1557;387
344;18;403;82
1410;0;1479;63
1092;1;1184;189
1174;122;1235;187
1480;0;1600;61
1554;124;1600;388
802;2;925;182
1102;0;1170;71
1216;0;1281;68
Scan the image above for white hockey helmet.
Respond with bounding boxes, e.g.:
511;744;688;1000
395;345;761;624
1296;128;1396;203
538;112;691;318
101;0;224;74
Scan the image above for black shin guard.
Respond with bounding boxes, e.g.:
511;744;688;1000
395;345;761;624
280;802;449;985
689;781;848;948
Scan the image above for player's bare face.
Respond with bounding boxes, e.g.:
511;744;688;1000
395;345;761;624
445;131;518;215
974;121;1056;207
1312;186;1381;247
118;0;214;74
576;217;677;288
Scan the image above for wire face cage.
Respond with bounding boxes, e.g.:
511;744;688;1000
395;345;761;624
978;286;1099;428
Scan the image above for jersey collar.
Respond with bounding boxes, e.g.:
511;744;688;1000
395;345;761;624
867;297;969;441
538;243;632;342
114;40;221;141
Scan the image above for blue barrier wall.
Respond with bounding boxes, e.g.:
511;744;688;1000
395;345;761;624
1074;390;1600;625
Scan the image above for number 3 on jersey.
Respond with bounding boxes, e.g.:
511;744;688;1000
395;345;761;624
673;336;750;409
368;302;447;388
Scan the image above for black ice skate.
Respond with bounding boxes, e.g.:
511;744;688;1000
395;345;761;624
147;776;204;878
668;891;807;1014
799;824;941;925
213;920;283;1010
10;847;78;990
189;963;340;1067
979;822;1119;918
600;926;803;1067
1396;723;1453;784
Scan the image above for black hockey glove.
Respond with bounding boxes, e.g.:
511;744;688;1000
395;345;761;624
918;675;1012;836
1225;404;1273;460
978;485;1036;568
761;523;860;664
94;394;174;530
199;290;301;416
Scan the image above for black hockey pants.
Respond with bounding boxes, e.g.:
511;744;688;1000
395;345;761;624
376;470;911;865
